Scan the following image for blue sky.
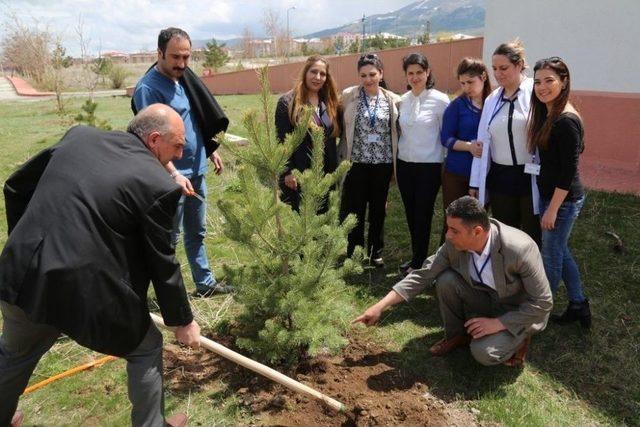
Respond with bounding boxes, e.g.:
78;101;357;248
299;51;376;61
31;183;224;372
3;0;415;55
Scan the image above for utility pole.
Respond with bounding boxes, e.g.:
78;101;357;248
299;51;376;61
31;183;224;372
362;14;366;53
286;6;296;61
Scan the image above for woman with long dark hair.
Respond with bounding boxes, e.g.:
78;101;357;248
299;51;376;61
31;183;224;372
275;55;341;211
529;57;590;328
440;57;491;238
396;53;450;276
470;40;541;244
338;53;400;266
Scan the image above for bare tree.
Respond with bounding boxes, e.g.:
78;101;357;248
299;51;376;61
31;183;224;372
1;8;70;112
240;26;255;59
1;10;52;85
262;8;286;58
75;15;100;99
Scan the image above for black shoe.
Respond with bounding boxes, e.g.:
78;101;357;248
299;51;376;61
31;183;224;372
398;260;411;276
551;298;591;329
192;282;234;297
369;256;384;268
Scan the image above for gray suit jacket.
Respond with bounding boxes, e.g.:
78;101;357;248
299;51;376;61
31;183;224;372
393;219;552;337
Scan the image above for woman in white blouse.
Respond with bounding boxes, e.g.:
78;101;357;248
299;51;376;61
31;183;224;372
397;53;450;276
470;40;540;244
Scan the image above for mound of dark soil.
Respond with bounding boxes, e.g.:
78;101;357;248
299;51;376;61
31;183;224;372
163;335;478;426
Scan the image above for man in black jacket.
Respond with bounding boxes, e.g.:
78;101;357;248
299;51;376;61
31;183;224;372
133;27;230;297
0;104;199;427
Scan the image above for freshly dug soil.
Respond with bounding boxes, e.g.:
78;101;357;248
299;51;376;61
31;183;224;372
163;334;478;426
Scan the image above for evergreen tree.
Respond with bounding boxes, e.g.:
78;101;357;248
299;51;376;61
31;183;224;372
217;68;361;366
74;99;112;130
203;38;230;71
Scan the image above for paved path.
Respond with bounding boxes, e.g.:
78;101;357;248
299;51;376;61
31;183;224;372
1;76;126;102
0;77;22;101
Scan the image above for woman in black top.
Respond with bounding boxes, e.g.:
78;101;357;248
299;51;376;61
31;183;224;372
528;57;590;328
275;55;341;211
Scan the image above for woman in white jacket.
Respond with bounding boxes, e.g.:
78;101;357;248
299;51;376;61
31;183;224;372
470;39;540;244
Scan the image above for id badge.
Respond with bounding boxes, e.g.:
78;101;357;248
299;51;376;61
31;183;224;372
367;134;380;143
524;163;541;175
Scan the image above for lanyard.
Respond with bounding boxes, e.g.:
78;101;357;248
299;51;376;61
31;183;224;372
313;103;324;127
360;88;380;128
487;87;520;128
464;96;481;114
472;253;491;284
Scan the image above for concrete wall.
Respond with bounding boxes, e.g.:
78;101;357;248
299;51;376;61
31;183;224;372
201;38;483;96
484;0;640;194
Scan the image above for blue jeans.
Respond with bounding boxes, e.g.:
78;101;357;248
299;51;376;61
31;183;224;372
172;174;216;291
540;195;586;303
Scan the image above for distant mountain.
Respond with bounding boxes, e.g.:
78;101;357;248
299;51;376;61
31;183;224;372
192;0;484;51
191;38;242;50
305;0;484;39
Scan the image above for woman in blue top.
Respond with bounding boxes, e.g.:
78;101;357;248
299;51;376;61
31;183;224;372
440;58;491;238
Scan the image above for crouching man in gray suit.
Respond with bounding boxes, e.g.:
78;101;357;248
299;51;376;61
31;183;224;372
354;196;552;366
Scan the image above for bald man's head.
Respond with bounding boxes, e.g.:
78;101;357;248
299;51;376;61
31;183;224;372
127;104;186;165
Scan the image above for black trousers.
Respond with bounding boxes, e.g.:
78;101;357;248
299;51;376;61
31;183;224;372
441;169;470;243
489;192;541;246
396;160;442;269
340;162;393;258
279;179;332;214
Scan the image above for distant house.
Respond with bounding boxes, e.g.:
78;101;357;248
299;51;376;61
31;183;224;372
250;39;273;57
128;52;157;64
450;33;475;40
292;37;324;52
101;51;129;63
368;32;407;41
331;32;360;46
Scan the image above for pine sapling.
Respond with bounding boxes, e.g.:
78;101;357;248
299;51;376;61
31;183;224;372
217;67;361;366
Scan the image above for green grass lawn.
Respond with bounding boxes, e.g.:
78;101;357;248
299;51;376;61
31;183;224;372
0;95;638;426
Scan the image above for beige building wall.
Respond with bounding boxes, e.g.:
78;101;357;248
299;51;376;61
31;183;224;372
483;0;640;93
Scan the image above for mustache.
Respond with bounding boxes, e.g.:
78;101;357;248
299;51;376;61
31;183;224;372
173;67;186;72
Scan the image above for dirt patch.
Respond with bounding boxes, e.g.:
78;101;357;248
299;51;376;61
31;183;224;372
163;334;479;426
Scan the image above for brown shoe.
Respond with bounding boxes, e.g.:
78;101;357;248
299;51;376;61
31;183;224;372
503;336;531;367
11;410;24;427
429;334;471;357
166;413;188;427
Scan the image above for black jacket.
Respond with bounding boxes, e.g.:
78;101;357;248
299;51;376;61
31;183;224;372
275;91;338;175
0;126;193;356
132;65;229;158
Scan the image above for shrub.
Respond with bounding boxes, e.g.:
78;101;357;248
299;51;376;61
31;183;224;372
108;65;128;89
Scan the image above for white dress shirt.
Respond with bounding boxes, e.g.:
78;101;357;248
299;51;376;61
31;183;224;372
397;88;450;163
487;92;530;165
468;233;495;290
469;77;540;213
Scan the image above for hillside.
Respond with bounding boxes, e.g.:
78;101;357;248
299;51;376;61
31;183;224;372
305;0;485;38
